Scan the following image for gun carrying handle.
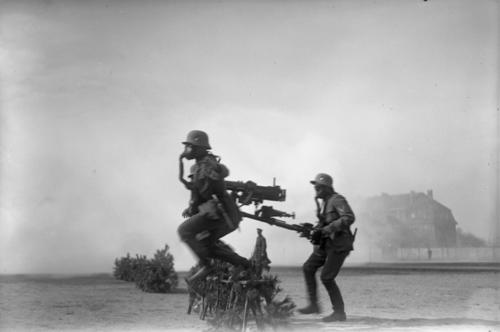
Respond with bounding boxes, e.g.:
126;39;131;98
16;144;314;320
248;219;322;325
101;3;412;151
241;191;255;205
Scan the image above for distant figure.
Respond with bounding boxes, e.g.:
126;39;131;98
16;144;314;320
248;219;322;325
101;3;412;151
298;173;356;323
177;130;251;285
250;228;271;276
427;248;432;260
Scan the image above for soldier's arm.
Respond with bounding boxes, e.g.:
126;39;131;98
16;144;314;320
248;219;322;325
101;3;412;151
202;159;230;199
212;164;231;200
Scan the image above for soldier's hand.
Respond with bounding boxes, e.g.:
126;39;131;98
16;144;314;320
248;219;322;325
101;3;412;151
310;229;323;245
183;182;194;190
320;226;332;236
182;207;193;218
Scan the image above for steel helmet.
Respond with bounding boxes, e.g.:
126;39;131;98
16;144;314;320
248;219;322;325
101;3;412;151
310;173;333;188
182;130;211;149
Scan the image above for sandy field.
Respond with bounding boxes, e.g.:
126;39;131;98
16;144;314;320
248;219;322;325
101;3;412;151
0;264;499;332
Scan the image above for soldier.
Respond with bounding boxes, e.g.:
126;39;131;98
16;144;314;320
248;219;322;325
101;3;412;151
177;130;251;284
298;173;355;322
250;228;271;276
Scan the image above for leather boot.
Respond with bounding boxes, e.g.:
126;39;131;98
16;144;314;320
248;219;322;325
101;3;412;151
322;311;346;322
186;265;214;285
297;302;321;314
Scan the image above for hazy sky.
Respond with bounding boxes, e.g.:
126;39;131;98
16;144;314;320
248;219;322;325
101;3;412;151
0;0;498;273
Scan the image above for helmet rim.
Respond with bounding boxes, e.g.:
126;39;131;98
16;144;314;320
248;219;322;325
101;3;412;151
310;173;333;188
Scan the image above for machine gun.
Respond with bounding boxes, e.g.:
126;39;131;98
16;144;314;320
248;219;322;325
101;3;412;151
239;209;321;243
224;179;286;205
224;179;322;244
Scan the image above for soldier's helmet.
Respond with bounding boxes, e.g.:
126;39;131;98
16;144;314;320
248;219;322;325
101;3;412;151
310;173;333;188
182;130;211;149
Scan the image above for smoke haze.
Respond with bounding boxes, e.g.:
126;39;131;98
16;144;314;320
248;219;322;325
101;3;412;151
0;0;498;273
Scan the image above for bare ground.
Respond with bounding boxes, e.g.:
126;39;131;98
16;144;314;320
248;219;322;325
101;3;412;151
0;265;499;332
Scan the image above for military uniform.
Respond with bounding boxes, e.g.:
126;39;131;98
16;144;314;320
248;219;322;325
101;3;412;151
178;148;250;269
300;173;355;321
250;230;271;275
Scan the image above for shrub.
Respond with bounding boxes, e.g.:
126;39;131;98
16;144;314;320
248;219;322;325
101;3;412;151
113;244;178;293
186;260;295;330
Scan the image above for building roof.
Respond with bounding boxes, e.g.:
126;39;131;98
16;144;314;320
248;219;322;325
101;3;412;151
365;191;444;209
361;190;457;225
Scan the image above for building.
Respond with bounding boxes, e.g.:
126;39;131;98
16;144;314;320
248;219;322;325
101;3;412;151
359;190;457;250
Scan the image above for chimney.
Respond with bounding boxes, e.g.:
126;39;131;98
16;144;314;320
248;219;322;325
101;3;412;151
427;189;433;199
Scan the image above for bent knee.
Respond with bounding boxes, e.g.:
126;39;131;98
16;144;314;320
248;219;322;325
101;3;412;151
177;223;189;239
320;276;334;285
320;271;338;285
303;262;316;274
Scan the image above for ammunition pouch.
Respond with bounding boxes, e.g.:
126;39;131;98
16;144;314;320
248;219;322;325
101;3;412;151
219;193;242;226
197;194;241;233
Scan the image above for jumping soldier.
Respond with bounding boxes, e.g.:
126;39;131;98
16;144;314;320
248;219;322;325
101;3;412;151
177;130;251;284
298;173;355;322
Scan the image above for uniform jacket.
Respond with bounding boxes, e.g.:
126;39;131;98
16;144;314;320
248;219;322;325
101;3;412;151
189;154;241;227
319;192;356;252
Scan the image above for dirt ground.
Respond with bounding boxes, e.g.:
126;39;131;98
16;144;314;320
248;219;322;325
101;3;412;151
0;265;499;332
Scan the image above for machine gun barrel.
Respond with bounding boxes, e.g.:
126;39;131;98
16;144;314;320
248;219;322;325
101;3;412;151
256;206;295;219
240;211;315;239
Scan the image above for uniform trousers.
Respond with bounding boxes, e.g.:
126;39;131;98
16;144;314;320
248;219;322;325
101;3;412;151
302;240;349;313
178;213;249;268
